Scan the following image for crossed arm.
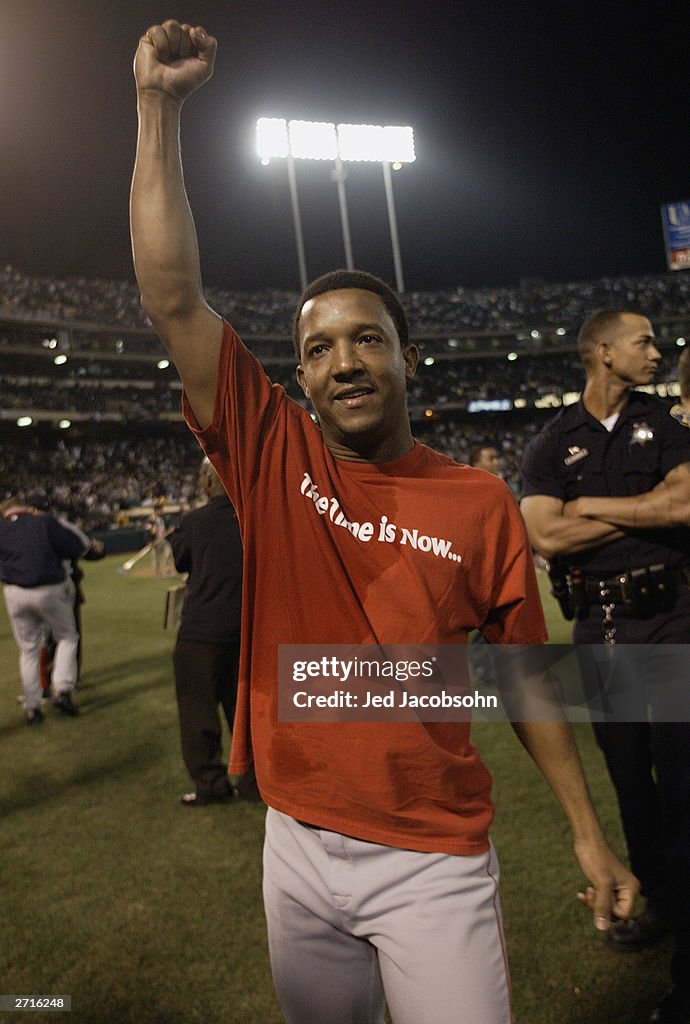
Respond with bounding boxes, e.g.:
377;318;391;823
521;462;690;560
563;462;690;530
520;494;623;560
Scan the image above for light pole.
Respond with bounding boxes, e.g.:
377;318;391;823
382;161;404;293
336;123;415;294
257;118;415;291
285;153;308;291
257;118;308;290
332;157;354;271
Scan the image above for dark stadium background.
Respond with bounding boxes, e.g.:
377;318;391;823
1;0;687;290
2;2;687;518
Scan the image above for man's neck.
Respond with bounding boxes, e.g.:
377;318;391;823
582;377;630;422
326;433;416;464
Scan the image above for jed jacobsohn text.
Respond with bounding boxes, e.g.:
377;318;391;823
292;688;497;710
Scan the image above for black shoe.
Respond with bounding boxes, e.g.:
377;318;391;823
607;908;670;952
52;693;79;717
26;708;44;726
179;785;234;807
650;988;690;1024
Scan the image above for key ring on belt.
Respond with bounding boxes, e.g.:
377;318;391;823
598;581;617;645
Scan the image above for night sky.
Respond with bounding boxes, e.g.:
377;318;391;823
1;0;687;293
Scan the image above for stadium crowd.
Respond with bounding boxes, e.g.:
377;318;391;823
0;417;535;532
2;262;690;336
3;346;685;425
0;434;200;531
2;265;688;531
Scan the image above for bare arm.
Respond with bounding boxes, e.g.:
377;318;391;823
511;716;637;927
520;494;624;560
564;462;690;529
130;20;222;429
497;656;638;928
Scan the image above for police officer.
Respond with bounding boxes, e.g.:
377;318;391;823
521;309;690;1024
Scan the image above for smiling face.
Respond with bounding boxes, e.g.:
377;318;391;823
296;288;418;462
600;313;661;386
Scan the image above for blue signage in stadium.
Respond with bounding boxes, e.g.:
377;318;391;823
661;200;690;271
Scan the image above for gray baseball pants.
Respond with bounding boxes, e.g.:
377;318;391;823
4;582;79;711
263;807;512;1024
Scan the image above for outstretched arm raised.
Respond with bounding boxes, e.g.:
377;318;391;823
130;20;222;429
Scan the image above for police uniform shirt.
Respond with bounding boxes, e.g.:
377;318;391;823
521;391;690;575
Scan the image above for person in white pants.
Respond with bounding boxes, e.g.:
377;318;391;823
0;498;89;724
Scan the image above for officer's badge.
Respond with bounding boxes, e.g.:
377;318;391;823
564;446;588;466
629;421;654;446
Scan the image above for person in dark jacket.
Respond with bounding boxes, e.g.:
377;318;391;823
170;458;245;805
0;497;88;723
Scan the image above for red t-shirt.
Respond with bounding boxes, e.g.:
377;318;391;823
184;321;547;854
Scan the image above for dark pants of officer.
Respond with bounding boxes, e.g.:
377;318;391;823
574;591;690;989
173;639;240;797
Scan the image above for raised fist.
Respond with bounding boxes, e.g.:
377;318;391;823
134;20;217;101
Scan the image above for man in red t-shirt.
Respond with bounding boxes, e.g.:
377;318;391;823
131;21;637;1024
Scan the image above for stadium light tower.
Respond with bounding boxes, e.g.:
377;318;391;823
257;118;415;292
336;123;415;293
257;118;308;290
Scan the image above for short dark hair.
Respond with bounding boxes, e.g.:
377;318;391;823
468;445;498;467
575;309;651;370
292;269;408;359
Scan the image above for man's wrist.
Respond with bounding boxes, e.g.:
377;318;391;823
136;88;184;114
572;823;607;847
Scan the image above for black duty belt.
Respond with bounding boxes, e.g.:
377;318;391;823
549;563;690;624
572;564;689;623
580;564;689;606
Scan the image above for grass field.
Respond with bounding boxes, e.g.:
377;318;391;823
0;558;670;1024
